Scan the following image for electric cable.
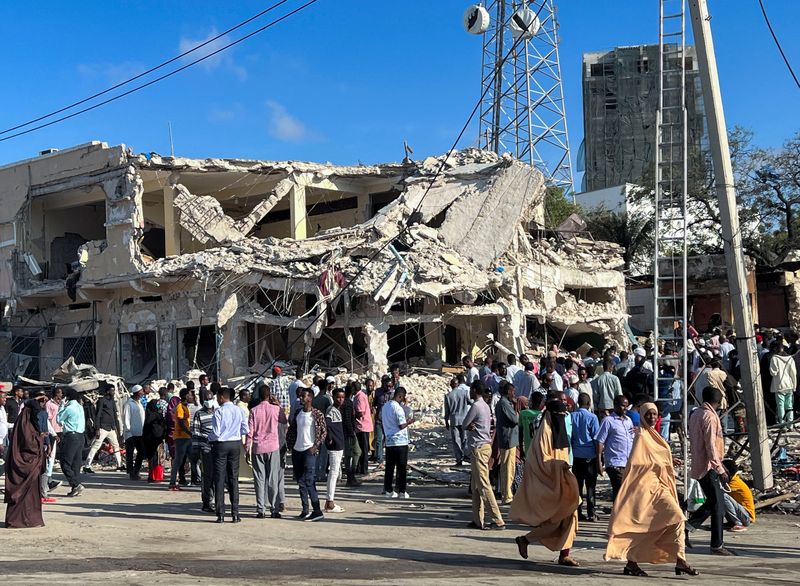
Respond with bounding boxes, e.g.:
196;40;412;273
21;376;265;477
0;0;321;143
757;0;800;89
0;0;293;137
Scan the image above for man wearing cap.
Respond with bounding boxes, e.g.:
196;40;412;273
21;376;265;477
622;348;651;397
270;366;292;416
83;383;123;473
123;385;146;480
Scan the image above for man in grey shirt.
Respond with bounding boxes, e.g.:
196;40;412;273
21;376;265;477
444;375;472;466
592;358;623;416
513;362;540;401
462;381;504;530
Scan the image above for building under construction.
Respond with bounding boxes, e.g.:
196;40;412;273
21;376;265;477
582;44;707;192
0;142;628;384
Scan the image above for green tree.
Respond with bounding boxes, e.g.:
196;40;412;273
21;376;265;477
584;207;655;274
543;186;580;229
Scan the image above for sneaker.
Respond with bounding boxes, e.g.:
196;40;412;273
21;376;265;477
384;491;398;498
399;492;411;499
271;511;282;519
306;510;324;522
297;510;311;520
325;504;345;513
68;484;84;497
729;525;747;533
117;466;127;472
41;497;57;504
48;480;62;491
82;467;94;474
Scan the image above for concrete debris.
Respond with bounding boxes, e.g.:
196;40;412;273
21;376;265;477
1;142;628;385
173;180;294;245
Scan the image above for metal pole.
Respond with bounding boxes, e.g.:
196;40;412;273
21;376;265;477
688;0;773;490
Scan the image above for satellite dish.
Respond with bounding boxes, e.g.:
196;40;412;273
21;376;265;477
510;7;540;40
464;5;491;35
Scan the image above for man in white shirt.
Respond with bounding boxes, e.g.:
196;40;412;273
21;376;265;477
123;385;146;480
381;387;414;499
506;354;522;381
719;336;735;370
462;356;480;385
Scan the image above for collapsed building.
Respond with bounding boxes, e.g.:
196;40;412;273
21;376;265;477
0;141;628;384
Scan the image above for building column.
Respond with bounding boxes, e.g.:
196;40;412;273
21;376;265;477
163;185;181;256
290;183;307;240
423;299;445;364
363;321;389;378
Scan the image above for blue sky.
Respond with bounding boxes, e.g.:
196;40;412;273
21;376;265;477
0;0;797;181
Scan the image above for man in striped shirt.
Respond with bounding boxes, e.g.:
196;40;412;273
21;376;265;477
270;367;292;415
191;389;216;512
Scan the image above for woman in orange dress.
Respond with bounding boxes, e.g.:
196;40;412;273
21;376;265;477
511;398;580;567
605;402;698;577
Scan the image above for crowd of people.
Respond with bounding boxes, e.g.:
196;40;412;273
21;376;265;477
446;341;763;576
0;331;776;576
1;365;415;528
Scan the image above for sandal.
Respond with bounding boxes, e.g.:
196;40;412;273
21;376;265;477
466;521;484;530
623;562;648;577
558;556;580;567
675;560;699;576
515;536;529;559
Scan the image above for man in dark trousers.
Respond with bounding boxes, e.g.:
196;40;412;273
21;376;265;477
209;387;248;523
83;383;123;473
495;381;519;504
571;392;600;521
688;386;736;556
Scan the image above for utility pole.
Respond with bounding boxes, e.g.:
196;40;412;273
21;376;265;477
688;0;773;490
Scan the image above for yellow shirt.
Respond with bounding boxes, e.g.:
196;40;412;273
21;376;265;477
728;474;756;522
173;403;191;439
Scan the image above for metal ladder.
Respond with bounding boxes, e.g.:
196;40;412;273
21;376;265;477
653;0;689;463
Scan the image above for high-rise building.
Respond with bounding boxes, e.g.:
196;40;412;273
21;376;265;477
581;44;706;192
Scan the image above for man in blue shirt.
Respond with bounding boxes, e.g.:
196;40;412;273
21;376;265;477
56;387;86;497
595;394;635;502
570;392;600;521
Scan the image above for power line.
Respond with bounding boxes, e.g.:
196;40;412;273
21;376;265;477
0;1;293;137
250;5;548;381
0;0;321;143
757;0;800;90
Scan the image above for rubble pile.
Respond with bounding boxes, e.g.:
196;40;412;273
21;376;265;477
402;373;450;422
530;236;625;272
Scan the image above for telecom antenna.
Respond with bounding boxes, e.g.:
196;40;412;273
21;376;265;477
465;1;574;194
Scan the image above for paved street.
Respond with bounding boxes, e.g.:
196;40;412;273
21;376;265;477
3;469;799;584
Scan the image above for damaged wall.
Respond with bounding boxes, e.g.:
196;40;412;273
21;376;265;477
1;143;629;382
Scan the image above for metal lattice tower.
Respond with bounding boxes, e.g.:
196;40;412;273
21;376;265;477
477;0;574;194
653;0;689;467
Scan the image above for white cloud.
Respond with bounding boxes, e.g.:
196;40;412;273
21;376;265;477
266;100;312;142
178;28;247;81
76;61;147;84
